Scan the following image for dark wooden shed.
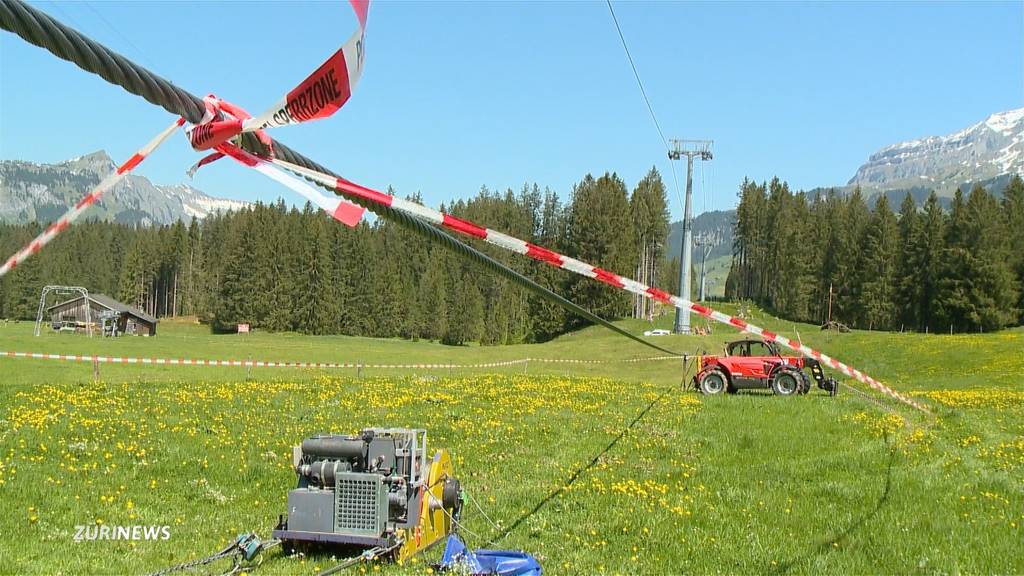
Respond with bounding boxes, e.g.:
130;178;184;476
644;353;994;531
47;293;158;336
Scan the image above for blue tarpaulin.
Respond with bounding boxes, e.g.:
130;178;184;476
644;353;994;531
437;535;542;576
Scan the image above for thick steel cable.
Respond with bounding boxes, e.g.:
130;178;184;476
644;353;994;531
0;0;682;358
0;0;205;122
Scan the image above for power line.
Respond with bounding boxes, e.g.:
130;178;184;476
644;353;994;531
82;1;154;69
605;0;668;148
604;0;684;214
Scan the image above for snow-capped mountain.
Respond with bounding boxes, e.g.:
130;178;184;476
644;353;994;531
0;151;249;225
849;108;1024;195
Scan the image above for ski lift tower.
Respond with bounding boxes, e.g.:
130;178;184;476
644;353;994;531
695;233;714;301
668;139;713;334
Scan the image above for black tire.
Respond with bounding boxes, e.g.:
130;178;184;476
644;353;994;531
698;369;728;395
770;369;800;396
798;372;811;395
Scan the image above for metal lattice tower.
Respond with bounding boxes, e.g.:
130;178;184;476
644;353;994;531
35;285;92;337
668;139;713;334
695;233;714;302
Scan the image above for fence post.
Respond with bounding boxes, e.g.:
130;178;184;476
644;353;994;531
246;355;252;380
92;357;100;382
357;361;363;379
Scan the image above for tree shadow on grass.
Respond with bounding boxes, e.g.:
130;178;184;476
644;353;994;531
483;381;681;547
770;431;898;574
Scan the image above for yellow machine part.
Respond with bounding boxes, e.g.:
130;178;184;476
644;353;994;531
396;449;456;563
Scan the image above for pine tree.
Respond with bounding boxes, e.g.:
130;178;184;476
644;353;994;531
1003;175;1024;323
895;192;922;330
415;249;449;341
629;167;669;319
831;187;870;326
728;179;769;301
764;179;814;320
961;186;1019;330
211;210;257;332
916;192;946;332
443;272;483;345
119;236;149;311
526;188;567;341
565;172;634;325
268;205;296;331
936;190;971;332
294;205;340;334
859;194;899;330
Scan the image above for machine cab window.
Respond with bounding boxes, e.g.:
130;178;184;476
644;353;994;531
725;339;776;357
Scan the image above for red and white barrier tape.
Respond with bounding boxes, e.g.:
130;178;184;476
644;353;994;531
268;158;929;414
528;355;684;365
0;118;185;279
216;141;365;226
0;351;682;370
2;0;921;413
3;2;370;271
187;1;369;152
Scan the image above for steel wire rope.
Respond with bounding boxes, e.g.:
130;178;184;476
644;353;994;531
11;0;916;449
605;0;685;216
0;0;684;359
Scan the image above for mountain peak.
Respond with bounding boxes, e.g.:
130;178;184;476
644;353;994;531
848;108;1024;194
1;152;250;225
61;150;115;174
984;107;1024;135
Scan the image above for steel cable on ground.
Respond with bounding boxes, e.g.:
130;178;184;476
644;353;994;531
483;356;694;547
0;0;683;360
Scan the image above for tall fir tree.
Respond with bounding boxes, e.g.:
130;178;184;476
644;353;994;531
936;190;972;331
566;172;635;325
629;167;670;319
859;194;899;330
1002;175;1024;323
443;272;484;345
916;192;947;332
961;186;1019;330
415;249;449;341
895;192;922;330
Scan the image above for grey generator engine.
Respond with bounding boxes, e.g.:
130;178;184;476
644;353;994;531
272;428;462;560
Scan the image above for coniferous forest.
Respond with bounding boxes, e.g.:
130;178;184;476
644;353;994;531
0;169;673;344
4;170;1022;341
726;175;1024;333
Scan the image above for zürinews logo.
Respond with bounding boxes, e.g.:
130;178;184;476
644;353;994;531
74;525;171;542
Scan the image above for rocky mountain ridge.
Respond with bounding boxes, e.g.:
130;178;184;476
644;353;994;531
0;150;248;225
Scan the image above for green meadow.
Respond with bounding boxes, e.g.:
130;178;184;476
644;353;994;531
0;304;1021;574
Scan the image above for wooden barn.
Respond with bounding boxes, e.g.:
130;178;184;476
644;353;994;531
47;293;158;336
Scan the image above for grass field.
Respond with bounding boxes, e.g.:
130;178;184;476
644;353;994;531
1;305;1022;575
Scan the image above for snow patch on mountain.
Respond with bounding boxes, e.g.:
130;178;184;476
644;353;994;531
849;108;1024;194
1;150;251;225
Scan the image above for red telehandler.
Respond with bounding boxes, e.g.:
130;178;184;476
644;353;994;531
693;338;839;396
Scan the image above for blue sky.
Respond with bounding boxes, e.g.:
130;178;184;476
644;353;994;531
1;0;1021;220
